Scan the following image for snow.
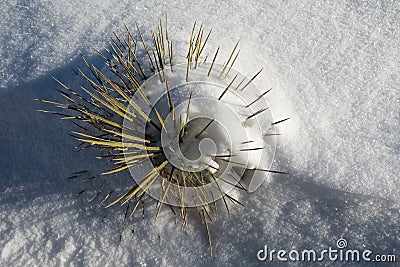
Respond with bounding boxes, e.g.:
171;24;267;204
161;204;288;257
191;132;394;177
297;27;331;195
1;0;399;266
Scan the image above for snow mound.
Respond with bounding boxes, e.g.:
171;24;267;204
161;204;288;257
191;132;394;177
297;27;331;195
0;0;399;266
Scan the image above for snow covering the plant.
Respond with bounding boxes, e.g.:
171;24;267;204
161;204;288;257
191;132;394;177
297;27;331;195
0;0;399;266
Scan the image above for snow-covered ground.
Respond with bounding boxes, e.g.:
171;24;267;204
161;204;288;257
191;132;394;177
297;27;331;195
0;1;399;266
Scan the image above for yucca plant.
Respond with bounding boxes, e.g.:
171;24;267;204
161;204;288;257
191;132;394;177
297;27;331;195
38;15;288;254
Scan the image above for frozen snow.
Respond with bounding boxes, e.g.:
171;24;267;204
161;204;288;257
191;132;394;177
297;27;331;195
0;0;399;266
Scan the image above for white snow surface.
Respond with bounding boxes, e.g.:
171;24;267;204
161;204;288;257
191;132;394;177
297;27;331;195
0;1;399;266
